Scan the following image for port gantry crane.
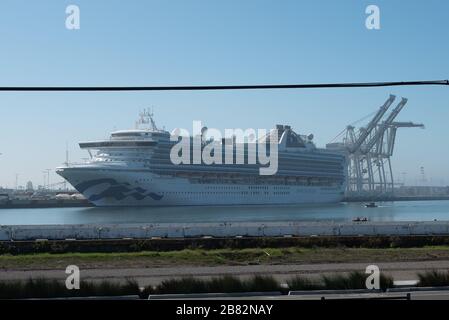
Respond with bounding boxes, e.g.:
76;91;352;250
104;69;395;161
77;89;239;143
327;95;424;200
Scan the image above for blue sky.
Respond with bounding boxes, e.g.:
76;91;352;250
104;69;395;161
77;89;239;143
0;0;448;188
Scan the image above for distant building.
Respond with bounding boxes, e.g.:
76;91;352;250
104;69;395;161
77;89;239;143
0;187;13;194
26;181;34;191
395;186;449;197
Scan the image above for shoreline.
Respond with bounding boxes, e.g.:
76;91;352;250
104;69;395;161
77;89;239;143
1;196;449;209
0;199;93;209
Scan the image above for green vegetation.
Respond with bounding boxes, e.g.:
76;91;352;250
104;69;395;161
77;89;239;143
3;236;449;256
286;276;323;291
2;246;449;270
286;272;394;291
0;272;405;299
417;270;449;287
0;275;285;299
144;275;281;295
144;273;395;295
0;278;140;299
322;271;394;290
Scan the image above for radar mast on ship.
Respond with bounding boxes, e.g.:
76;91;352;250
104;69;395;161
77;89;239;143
135;108;161;132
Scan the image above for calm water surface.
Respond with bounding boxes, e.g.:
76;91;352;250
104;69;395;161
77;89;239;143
1;200;449;225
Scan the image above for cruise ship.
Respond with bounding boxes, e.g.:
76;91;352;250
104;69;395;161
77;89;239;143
56;111;347;206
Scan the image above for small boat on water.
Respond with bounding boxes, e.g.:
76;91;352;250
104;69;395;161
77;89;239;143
365;202;378;208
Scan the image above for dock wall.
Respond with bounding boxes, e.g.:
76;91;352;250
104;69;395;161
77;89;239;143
2;221;449;241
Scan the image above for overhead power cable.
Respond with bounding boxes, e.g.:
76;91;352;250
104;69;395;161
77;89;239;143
0;80;447;92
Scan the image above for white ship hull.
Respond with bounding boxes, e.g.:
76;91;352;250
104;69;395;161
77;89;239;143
58;166;344;207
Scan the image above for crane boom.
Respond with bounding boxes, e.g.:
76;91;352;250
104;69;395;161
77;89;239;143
390;121;424;128
386;121;424;156
362;97;408;154
349;94;396;153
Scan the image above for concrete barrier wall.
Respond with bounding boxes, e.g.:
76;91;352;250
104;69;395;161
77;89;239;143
10;225;99;241
0;225;11;241
2;221;449;241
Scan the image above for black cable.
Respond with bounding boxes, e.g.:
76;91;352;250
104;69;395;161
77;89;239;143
0;80;447;91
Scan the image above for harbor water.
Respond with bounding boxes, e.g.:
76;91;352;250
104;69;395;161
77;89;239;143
1;200;449;226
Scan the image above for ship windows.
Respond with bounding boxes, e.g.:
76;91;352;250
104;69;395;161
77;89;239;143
111;132;143;137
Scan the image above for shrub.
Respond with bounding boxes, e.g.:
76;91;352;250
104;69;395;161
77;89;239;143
79;278;140;296
417;270;449;287
207;275;246;293
0;278;140;299
145;275;281;295
154;277;208;294
244;275;280;292
321;271;393;290
286;276;323;290
322;272;366;290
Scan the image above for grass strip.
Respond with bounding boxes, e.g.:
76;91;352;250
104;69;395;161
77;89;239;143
2;246;449;270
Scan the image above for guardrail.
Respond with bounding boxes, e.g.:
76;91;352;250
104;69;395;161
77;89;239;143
387;286;449;292
148;291;282;300
147;290;415;300
288;289;383;295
